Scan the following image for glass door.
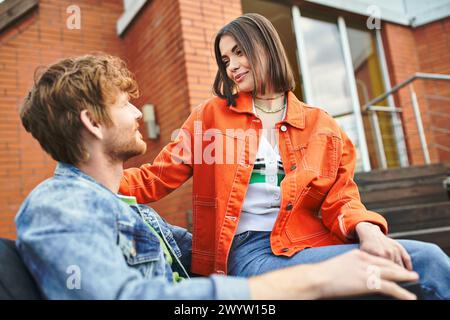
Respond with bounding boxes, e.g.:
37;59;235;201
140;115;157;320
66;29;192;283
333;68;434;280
292;9;369;171
346;24;402;169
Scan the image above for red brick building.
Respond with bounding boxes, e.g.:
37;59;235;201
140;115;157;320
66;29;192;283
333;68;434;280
0;0;449;239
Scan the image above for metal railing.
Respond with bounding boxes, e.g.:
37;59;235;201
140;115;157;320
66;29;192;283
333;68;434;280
363;73;450;169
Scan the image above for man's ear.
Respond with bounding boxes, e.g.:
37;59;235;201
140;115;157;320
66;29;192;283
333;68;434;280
80;110;104;140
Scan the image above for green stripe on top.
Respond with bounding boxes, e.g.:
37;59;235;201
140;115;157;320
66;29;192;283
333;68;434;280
249;172;266;184
249;172;285;186
277;173;285;186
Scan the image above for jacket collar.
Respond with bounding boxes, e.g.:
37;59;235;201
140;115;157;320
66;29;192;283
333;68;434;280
229;91;305;129
55;162;113;193
55;162;91;179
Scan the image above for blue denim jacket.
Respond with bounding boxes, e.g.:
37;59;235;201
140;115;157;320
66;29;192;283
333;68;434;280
15;162;250;300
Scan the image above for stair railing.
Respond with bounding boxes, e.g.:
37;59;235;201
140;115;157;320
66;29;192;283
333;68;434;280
363;73;450;169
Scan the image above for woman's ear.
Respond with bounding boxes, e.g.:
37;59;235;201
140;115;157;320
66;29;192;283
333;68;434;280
80;110;103;140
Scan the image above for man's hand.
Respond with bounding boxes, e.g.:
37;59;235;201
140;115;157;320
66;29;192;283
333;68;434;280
248;249;419;300
356;222;413;271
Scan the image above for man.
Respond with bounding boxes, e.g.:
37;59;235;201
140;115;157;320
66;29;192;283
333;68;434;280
16;54;419;300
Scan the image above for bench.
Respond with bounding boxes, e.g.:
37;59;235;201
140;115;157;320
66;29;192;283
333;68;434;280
0;238;42;299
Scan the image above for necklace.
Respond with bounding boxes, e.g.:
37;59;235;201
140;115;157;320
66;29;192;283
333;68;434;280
254;101;286;113
255;93;285;100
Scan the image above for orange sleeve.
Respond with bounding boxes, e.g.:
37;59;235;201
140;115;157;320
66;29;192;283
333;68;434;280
119;107;198;203
320;127;388;242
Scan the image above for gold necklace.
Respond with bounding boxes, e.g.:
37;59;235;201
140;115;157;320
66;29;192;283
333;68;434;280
254;100;286;113
255;93;285;100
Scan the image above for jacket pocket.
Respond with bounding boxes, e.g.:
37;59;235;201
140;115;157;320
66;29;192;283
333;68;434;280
285;188;329;243
300;187;327;214
201;131;246;165
294;133;340;178
117;221;161;266
192;196;217;256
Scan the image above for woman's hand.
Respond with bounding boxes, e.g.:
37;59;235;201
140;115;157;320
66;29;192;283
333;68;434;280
356;222;413;271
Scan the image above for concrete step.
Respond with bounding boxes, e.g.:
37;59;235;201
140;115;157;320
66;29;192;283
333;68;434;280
374;201;450;256
375;201;450;233
354;164;450;255
356;163;449;209
356;163;450;184
361;183;447;209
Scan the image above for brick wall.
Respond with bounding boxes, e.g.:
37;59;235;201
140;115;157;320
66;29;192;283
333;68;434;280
0;0;124;239
178;0;242;108
0;0;243;239
414;18;450;163
382;18;450;165
122;0;242;228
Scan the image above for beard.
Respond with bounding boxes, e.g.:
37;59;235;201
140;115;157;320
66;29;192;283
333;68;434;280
104;130;147;162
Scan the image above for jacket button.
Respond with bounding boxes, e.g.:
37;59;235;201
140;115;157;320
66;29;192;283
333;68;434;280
286;203;293;210
281;248;289;253
280;125;287;132
290;165;297;171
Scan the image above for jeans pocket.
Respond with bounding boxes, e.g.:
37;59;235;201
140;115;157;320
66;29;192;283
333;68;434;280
232;231;252;249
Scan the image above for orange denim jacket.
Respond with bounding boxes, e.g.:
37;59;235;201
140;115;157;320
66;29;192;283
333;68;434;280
120;91;388;276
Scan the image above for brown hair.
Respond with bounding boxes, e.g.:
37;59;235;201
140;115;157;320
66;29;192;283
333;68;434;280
20;54;139;165
213;13;295;106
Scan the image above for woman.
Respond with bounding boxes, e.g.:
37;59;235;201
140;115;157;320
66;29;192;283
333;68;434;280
120;13;449;299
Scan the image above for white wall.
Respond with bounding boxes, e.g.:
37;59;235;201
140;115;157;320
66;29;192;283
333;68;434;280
306;0;450;26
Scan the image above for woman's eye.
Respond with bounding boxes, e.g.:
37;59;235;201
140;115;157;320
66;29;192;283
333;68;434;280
223;60;229;67
236;49;242;56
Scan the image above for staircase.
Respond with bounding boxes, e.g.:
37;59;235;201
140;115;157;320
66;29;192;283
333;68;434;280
355;163;450;255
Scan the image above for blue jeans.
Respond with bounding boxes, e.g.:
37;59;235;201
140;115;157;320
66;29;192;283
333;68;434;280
228;231;450;300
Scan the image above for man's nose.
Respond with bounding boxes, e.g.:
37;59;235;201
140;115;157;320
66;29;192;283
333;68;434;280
131;103;143;120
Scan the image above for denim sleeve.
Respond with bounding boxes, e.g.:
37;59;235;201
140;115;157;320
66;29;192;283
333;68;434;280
15;187;250;300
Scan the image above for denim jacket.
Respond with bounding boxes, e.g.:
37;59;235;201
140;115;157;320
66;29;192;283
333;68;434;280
15;162;250;300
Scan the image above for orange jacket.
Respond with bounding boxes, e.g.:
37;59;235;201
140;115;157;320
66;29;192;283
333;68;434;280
120;91;388;276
